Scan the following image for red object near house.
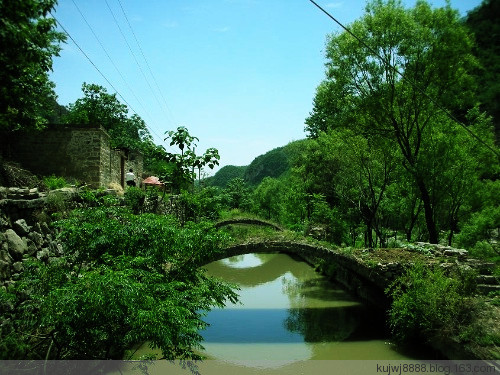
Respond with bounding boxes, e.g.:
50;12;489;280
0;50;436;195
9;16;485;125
142;176;163;186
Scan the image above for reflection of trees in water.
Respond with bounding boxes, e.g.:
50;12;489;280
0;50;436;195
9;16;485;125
282;277;359;307
223;254;247;264
284;306;361;342
282;277;386;343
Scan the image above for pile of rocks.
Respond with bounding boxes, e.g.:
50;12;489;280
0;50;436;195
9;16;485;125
0;185;66;290
0;187;44;200
414;241;469;259
0;217;63;289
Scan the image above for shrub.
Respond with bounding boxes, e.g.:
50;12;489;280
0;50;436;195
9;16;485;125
387;263;479;343
43;175;68;190
124;186;146;214
2;207;238;360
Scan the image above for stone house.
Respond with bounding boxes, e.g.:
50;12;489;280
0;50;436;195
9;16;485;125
0;125;143;189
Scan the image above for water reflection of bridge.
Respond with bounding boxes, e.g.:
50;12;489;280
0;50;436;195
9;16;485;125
200;240;391;309
204;253;314;287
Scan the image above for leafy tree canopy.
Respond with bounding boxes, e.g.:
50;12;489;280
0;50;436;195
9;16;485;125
466;0;500;141
304;0;497;243
2;206;238;360
63;83;150;150
207;165;247;188
0;0;66;131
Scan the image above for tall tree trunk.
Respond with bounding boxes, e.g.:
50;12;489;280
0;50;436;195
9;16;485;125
416;178;439;244
365;219;374;248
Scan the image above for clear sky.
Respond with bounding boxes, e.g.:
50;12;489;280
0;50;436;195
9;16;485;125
50;0;483;175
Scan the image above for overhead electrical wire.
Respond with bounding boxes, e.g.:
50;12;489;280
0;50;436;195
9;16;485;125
116;0;177;126
308;0;499;157
70;0;157;130
104;0;168;126
52;16;135;114
51;14;167;147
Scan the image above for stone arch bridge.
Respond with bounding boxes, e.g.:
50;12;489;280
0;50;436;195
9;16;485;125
202;239;394;309
204;217;495;309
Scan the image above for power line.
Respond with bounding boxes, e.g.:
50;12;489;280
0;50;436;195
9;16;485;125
116;0;177;126
104;0;167;126
70;0;158;130
50;14;166;146
308;0;499;157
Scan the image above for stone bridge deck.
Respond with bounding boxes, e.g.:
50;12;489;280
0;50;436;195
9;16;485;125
214;218;283;231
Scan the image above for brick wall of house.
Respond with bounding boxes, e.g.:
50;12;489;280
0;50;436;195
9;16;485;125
0;126;143;189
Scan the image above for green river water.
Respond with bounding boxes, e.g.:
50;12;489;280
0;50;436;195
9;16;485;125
199;252;422;361
119;252;447;374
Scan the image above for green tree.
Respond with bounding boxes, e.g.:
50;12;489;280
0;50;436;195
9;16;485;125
163;126;219;192
208;165;247;188
244;146;289;186
0;0;65;131
306;0;488;243
223;177;252;211
2;207;238;360
64;83;150;150
466;0;500;141
252;176;281;220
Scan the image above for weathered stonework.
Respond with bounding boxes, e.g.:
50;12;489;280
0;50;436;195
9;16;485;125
0;125;143;189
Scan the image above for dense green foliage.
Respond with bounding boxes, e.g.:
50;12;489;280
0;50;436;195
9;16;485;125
466;0;500;140
208;140;306;188
387;264;483;345
244;146;289;186
0;0;65;131
1;205;238;360
207;165;247;188
204;0;499;255
43;175;68;190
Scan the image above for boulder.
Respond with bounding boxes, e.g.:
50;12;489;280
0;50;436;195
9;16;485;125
36;248;50;262
13;219;30;236
40;222;51;235
28;231;44;249
0;250;13;264
0;260;11;279
12;262;23;273
4;229;27;261
443;248;468;259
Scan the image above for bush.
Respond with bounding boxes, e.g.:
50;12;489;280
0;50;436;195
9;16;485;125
43;175;68;190
456;206;500;251
387;263;479;343
124;186;146;214
2;207;238;360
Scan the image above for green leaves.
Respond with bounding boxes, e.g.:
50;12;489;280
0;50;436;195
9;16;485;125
387;263;479;344
162;126;221;192
305;0;498;244
0;207;238;359
0;0;65;131
63;83;149;150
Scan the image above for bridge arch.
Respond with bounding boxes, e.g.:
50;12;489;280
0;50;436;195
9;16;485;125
199;240;391;309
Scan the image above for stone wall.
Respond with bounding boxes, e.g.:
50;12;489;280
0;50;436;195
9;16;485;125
0;126;143;189
0;188;66;290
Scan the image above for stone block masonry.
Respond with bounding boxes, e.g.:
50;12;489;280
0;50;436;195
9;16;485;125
0;187;68;289
0;125;143;189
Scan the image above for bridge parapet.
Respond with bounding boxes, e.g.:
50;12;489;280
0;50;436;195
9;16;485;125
214;218;283;231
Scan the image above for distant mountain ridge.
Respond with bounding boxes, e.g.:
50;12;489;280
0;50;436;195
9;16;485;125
208;139;306;188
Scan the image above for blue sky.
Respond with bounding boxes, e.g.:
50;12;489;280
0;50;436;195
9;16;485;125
50;0;483;174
